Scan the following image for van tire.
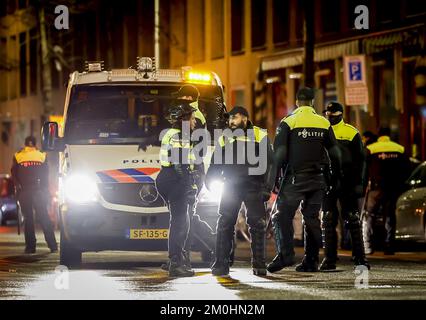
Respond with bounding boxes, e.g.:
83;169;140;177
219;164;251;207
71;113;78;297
60;232;82;268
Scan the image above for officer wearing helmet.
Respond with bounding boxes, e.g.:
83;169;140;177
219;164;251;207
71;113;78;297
156;102;198;277
173;84;207;130
169;85;216;267
267;88;342;273
320;101;370;271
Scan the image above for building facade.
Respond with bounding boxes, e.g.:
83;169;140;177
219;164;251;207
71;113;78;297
1;0;425;175
169;0;426;160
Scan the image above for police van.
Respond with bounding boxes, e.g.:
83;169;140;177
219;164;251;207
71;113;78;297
41;58;227;267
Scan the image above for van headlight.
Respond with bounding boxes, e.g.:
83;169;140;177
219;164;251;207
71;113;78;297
199;180;223;203
64;174;98;203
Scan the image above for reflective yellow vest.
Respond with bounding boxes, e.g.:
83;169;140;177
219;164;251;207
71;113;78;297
160;128;196;168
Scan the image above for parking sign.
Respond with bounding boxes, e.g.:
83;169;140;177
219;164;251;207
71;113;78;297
344;55;367;86
344;55;368;105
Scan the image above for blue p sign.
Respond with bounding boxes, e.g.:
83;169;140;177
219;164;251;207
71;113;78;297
349;61;362;81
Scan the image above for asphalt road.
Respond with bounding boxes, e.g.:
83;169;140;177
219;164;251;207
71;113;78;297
1;226;426;300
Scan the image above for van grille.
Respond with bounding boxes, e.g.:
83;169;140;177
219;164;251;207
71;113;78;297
98;183;166;207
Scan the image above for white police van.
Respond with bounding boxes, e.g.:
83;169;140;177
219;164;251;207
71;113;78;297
41;58;227;267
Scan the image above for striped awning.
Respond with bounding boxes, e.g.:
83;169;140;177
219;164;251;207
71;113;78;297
363;27;425;54
261;40;360;72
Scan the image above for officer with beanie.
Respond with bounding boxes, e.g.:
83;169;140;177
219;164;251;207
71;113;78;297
320;101;370;270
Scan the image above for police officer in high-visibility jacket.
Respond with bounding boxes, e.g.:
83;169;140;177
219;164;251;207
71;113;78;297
156;103;198;277
172;85;216;265
11;136;57;254
364;127;410;255
320;102;370;271
267;88;342;273
173;84;207;130
207;106;274;276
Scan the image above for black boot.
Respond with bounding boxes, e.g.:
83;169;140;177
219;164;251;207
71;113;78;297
299;213;321;272
295;255;319;272
250;226;266;276
347;212;371;270
169;255;195;277
266;254;295;273
319;258;336;271
267;213;295;273
320;211;337;271
212;224;233;276
182;250;192;269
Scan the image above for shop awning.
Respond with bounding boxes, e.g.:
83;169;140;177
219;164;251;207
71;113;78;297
260;40;360;72
363;26;425;54
261;49;304;72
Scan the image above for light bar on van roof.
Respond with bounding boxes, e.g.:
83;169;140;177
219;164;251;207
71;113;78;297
184;70;213;85
85;61;104;72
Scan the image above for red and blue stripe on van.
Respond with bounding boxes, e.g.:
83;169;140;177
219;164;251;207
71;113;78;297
96;168;160;183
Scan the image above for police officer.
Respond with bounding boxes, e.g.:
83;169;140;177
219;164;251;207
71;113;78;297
267;88;342;273
173;84;207;130
364;127;410;255
11;136;57;254
320;102;370;270
207;106;274;276
156;103;198;277
172;84;216;266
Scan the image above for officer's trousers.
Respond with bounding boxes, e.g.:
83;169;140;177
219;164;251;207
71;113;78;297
184;166;216;256
322;187;365;261
364;188;397;250
273;172;326;261
215;183;267;268
18;187;57;251
156;169;191;261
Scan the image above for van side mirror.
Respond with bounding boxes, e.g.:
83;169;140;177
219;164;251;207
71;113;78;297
41;122;63;151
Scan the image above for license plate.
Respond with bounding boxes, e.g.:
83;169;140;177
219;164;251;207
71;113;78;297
128;229;169;240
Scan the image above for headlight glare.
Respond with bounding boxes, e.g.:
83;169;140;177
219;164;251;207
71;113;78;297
199;180;223;203
64;174;98;203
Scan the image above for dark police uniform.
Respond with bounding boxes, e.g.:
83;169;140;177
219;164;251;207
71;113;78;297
268;91;341;272
321;115;369;270
207;115;274;276
156;118;198;277
364;134;409;254
183;101;216;264
173;85;216;264
11;145;57;253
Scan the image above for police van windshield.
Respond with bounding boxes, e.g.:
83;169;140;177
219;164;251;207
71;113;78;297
64;84;224;145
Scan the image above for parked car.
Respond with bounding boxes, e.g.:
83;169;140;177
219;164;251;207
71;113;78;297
396;162;426;241
0;174;19;225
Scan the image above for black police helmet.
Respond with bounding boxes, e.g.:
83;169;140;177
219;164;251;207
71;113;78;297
168;103;197;124
173;84;200;102
324;101;344;114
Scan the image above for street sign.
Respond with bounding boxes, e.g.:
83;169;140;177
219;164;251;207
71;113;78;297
345;86;369;106
344;55;367;86
344;55;369;105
